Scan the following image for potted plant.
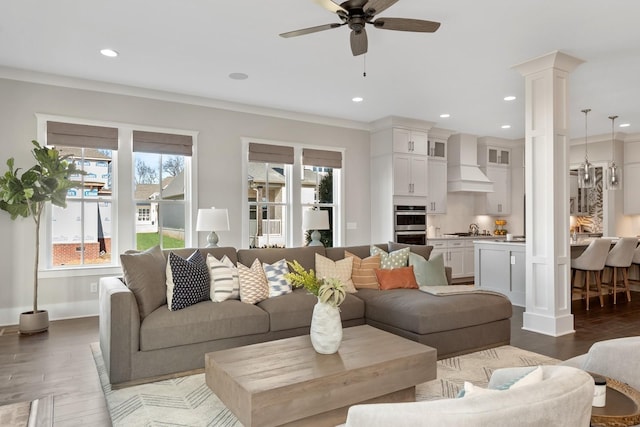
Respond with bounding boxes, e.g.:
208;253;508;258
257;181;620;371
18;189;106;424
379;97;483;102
286;260;346;354
0;140;84;334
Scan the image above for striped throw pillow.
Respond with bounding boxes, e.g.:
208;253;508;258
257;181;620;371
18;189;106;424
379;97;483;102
207;254;240;302
345;251;380;290
237;258;269;304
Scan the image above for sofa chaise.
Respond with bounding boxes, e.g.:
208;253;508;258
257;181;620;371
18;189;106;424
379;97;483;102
99;243;512;386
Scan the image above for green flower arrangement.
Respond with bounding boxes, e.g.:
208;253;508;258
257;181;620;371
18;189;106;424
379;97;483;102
285;260;346;308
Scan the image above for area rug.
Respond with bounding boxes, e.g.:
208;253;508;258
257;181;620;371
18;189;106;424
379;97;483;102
0;395;53;427
91;343;559;426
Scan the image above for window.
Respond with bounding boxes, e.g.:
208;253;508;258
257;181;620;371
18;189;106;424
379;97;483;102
40;117;196;271
245;141;343;248
301;149;342;248
46;121;118;267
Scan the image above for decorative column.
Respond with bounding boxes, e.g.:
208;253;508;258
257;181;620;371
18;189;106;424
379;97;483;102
513;51;584;336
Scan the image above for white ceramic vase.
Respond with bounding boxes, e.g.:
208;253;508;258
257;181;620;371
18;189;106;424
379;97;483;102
310;299;342;354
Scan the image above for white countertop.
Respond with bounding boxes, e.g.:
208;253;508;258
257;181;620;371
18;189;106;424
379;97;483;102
428;235;506;241
473;239;525;245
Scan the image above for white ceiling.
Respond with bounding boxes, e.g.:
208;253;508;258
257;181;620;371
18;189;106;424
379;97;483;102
2;0;640;139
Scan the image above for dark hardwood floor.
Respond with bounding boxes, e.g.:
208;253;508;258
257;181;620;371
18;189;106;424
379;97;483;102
1;291;639;426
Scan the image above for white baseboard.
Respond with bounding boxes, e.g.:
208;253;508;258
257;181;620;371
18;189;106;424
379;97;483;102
0;300;99;327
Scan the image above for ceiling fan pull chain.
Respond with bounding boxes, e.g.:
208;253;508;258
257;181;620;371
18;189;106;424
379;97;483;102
363;54;367;77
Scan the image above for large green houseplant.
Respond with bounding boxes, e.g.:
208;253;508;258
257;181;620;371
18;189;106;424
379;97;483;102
0;140;84;333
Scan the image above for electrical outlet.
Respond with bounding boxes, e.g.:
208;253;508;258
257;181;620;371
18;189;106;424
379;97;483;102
90;282;98;293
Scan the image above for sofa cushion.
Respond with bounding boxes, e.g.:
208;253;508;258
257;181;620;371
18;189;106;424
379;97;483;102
120;245;167;320
257;288;365;332
371;246;410;269
238;258;269;304
262;258;293;297
410;253;448;286
315;253;356;293
237;246;325;272
345;251;380;290
207;254;240;302
355;288;512;335
139;300;270;351
388;242;433;261
374;266;419;290
166;250;211;311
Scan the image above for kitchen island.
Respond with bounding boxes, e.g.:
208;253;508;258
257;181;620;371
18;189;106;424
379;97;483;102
474;239;526;306
427;235;504;281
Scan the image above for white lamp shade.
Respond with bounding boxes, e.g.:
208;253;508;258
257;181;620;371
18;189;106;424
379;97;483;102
196;208;230;232
303;209;330;230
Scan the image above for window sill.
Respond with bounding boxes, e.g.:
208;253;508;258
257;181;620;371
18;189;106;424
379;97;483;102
39;265;122;279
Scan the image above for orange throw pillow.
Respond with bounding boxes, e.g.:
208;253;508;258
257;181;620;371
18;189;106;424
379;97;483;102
374;266;419;290
345;251;380;289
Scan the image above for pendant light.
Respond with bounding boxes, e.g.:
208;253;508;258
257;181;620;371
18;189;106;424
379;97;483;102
605;115;622;190
578;108;596;189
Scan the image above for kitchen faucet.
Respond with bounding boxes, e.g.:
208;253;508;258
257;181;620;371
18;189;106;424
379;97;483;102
469;223;479;236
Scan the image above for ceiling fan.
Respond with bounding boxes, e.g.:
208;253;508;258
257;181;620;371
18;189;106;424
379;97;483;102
280;0;441;56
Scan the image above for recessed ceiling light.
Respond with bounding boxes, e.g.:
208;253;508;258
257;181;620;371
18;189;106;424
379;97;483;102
619;123;631;128
501;125;511;129
100;48;118;58
352;96;364;103
504;96;516;101
228;72;249;80
439;113;450;118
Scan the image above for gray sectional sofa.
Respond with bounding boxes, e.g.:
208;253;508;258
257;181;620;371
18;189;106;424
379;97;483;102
99;243;512;386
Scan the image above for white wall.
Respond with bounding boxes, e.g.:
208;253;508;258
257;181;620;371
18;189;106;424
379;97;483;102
0;77;372;325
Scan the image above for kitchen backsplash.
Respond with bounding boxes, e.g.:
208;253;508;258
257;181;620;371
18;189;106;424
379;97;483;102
427;192;524;237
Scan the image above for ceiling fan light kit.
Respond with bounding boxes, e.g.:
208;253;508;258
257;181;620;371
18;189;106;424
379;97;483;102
280;0;440;56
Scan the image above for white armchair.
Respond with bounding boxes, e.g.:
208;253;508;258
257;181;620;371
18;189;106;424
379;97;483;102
561;336;640;390
343;365;593;427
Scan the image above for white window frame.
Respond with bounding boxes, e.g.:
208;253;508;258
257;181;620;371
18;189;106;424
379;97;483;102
36;114;198;278
241;138;345;248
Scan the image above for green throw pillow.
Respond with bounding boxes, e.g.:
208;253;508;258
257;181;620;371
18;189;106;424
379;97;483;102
370;246;410;269
409;253;448;286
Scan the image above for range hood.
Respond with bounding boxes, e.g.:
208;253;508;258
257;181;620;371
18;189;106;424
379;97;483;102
447;133;494;193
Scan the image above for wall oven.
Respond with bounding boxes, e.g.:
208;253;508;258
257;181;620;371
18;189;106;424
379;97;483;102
394;205;426;245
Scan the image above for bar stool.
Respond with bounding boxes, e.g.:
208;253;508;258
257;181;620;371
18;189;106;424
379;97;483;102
571;238;612;310
603;237;638;304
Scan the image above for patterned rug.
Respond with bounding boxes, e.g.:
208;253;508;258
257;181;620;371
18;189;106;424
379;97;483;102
91;343;559;426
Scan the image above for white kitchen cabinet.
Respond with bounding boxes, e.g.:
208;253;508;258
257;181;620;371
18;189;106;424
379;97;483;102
427;239;474;279
487;147;511;166
474;241;525;306
427;137;447;159
393;128;428;155
476;166;511;215
427;160;447;213
393;154;428;197
624;163;640;214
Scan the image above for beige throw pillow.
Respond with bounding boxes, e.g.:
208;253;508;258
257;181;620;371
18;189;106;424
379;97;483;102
237;258;269;304
315;253;356;293
345;251;380;290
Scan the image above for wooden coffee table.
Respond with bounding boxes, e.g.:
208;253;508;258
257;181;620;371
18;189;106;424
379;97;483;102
591;377;640;427
205;325;437;427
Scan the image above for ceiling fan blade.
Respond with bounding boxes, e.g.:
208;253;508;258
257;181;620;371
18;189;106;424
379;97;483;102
312;0;347;14
373;17;441;32
350;29;368;56
363;0;399;15
280;23;343;38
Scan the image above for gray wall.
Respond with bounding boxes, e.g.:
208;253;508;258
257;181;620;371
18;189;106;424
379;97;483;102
0;77;372;325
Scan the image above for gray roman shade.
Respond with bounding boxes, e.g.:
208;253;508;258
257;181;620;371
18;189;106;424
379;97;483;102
302;148;342;168
47;121;118;150
132;131;193;156
248;143;294;164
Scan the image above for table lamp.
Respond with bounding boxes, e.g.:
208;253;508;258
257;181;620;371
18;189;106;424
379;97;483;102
196;207;230;248
302;209;330;247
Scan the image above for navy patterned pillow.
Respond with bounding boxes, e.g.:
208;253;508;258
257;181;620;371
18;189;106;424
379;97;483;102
166;250;210;311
